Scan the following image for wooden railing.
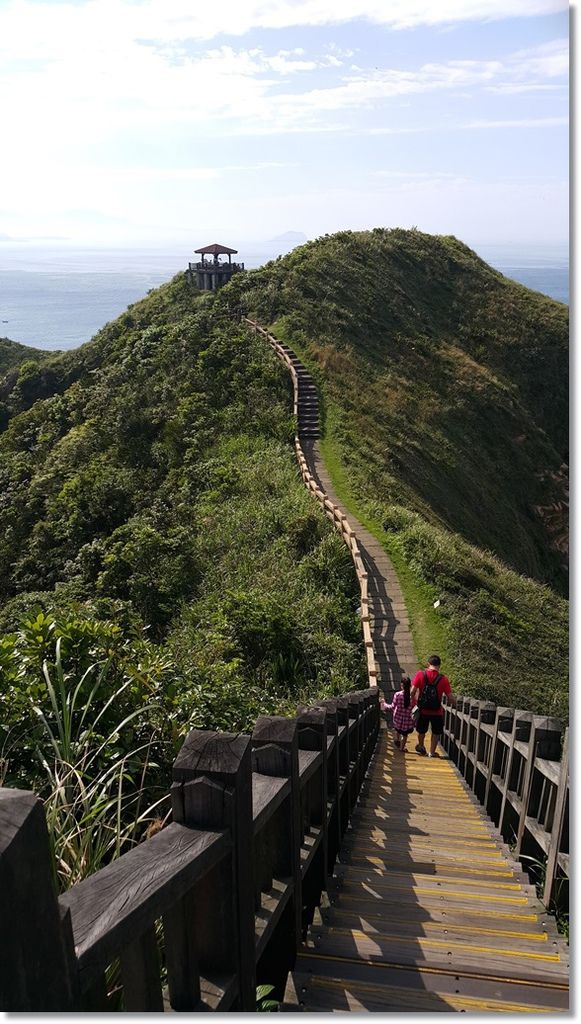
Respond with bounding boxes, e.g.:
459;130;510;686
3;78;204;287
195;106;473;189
0;689;380;1011
442;697;569;907
244;319;377;688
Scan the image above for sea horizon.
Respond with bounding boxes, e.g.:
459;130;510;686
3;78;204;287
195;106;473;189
0;238;569;351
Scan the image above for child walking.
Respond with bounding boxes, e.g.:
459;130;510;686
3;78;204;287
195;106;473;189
381;675;415;752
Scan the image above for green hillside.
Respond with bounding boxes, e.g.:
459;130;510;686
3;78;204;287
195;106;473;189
0;337;52;373
223;228;568;721
0;277;363;876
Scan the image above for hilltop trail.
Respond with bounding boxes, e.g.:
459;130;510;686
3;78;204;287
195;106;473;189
274;333;419;690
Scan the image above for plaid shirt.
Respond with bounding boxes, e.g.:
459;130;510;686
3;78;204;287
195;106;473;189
386;690;415;732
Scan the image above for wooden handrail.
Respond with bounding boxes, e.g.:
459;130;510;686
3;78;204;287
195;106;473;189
442;698;568;909
0;689;380;1011
242;319;378;689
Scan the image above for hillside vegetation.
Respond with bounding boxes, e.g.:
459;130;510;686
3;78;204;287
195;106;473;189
0;337;52;373
0;276;363;884
224;228;568;721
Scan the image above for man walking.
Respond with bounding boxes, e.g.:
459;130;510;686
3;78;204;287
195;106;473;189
411;655;455;757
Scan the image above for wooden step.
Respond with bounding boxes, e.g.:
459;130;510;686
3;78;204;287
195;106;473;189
285;969;569;1012
329;889;552;927
321;902;556;938
320;912;560;952
328;876;541;916
299;927;568;984
332;863;532;896
337;850;526;883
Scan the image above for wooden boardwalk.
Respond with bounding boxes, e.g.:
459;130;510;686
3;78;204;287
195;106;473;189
249;323;568;1013
283;340;419;689
285;727;569;1012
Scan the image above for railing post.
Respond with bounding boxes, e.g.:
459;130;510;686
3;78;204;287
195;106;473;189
484;704;503;811
514;715;561;859
172;731;255;1011
297;707;328;895
335;696;350;838
347;693;361;810
252;716;302;947
490;706;515;827
0;789;77;1011
475;701;496;795
467;699;482;789
543;728;569;907
315;698;341;873
373;686;380;742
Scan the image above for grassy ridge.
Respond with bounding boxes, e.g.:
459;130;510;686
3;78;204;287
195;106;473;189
225;228;567;588
223;228;568;721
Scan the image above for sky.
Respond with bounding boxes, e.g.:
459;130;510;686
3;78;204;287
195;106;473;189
0;0;569;248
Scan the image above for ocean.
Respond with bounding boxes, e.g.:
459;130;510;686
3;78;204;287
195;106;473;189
0;241;569;351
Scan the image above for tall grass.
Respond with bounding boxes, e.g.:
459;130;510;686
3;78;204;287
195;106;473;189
32;639;170;891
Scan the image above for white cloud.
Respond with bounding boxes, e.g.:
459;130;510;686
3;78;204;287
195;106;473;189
485;83;565;93
229;41;568;131
464;116;568;128
0;19;568;158
0;2;568;243
0;0;567;61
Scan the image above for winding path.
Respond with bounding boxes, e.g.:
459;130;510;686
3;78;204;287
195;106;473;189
246;319;419;692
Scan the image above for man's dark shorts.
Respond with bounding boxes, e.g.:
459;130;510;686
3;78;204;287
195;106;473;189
416;714;444;735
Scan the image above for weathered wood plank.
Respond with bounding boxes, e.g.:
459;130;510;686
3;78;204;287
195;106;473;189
252;774;290;835
298;749;322;785
543;728;569;905
60;823;228;985
171;729;255;1011
252;714;302;950
163;890;202;1011
120;925;163;1011
0;789;76;1011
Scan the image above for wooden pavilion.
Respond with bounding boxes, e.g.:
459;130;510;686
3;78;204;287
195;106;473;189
188;243;244;290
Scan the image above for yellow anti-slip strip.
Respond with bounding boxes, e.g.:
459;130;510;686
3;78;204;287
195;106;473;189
373;787;468;794
373;781;470;791
363;833;498;847
350;844;504;861
353;885;528;904
298;952;569;990
351;855;514;877
333;913;547;942
308;975;562;1012
339;893;536;918
369;799;482;811
365;820;490;835
366;809;487;822
330;927;560;962
353;871;524;891
369;808;484;821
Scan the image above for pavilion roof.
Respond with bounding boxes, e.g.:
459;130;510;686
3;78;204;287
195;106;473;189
194;242;238;255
